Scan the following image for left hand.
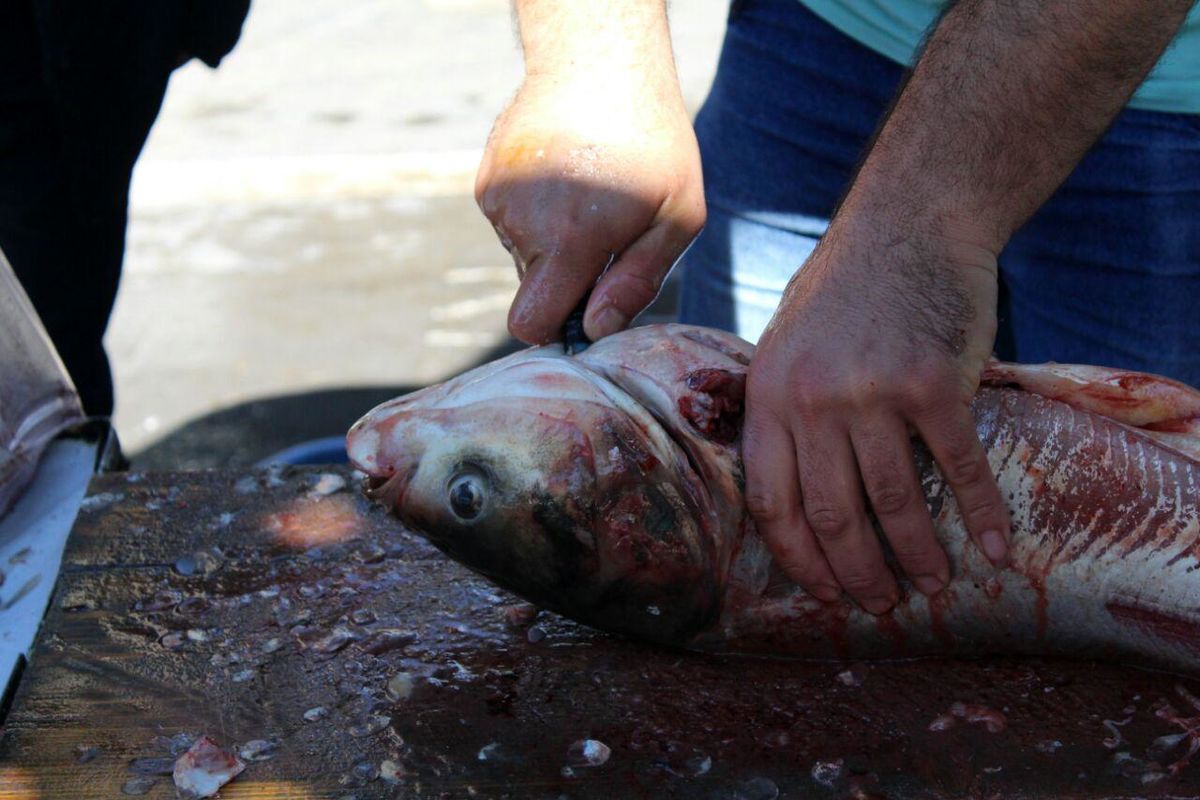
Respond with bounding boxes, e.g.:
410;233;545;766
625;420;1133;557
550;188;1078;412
742;217;1012;613
475;71;704;345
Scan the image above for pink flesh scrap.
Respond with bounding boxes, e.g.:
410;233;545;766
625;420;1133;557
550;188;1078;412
348;324;1200;671
983;360;1200;459
172;736;245;798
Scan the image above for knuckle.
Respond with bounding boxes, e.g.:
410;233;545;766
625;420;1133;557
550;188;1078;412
789;382;831;417
906;383;947;415
611;269;663;306
807;506;852;542
904;366;957;409
866;482;913;516
940;452;987;486
890;537;941;570
837;569;886;596
745;490;790;523
960;495;1005;522
844;374;889;408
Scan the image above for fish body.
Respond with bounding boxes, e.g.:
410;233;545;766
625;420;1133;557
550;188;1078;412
347;324;1200;671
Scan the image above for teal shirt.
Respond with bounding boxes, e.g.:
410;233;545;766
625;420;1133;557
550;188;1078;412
799;0;1200;114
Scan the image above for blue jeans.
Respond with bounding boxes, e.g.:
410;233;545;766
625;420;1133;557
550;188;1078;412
679;0;1200;385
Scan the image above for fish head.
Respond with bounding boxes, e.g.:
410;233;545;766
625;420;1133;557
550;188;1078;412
346;347;723;644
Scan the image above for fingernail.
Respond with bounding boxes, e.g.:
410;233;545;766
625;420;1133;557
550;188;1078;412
861;594;898;616
980;529;1009;565
810;584;842;603
912;574;945;596
589;305;628;339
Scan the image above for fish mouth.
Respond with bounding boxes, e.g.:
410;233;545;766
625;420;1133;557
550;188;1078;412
363;470;410;511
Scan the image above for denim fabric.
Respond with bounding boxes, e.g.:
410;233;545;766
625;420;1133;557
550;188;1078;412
679;0;1200;385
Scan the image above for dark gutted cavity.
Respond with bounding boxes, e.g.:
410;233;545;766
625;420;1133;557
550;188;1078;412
679;368;746;445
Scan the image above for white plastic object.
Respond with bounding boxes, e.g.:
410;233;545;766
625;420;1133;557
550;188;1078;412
0;247;84;518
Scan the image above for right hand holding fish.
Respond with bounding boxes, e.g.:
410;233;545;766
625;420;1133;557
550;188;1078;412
475;0;704;346
743;216;1013;614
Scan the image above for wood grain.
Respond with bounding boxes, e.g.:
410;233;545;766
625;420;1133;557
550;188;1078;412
1;466;1199;798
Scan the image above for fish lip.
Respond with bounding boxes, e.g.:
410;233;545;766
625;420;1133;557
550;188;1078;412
364;470;411;511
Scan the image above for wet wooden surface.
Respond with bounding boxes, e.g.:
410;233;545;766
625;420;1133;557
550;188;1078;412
1;466;1199;799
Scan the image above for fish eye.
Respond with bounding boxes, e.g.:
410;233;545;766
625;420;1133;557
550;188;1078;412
447;469;487;520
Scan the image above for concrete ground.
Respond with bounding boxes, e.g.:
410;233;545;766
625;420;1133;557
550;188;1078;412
114;0;726;467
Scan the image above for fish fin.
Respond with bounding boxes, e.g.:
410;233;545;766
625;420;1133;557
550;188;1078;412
983;360;1200;452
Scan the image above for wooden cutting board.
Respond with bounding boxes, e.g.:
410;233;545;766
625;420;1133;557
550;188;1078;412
1;466;1198;799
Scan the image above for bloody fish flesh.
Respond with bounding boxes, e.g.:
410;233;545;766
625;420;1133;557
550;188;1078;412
347;324;1200;671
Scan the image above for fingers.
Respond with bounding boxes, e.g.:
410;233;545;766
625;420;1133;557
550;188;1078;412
742;405;840;602
794;423;899;615
850;416;949;596
914;401;1011;566
476;156;610;344
480;171;618;345
584;195;705;340
477;176;657;345
506;237;611;345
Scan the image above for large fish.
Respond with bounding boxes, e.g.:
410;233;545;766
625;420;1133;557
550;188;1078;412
346;324;1200;671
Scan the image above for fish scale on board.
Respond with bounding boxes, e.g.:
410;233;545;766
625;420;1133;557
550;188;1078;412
347;323;1200;671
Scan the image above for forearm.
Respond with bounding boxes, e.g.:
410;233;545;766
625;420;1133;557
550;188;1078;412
513;0;680;89
838;0;1194;252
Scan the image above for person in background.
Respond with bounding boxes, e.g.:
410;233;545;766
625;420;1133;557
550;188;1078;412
476;1;1199;613
0;1;251;418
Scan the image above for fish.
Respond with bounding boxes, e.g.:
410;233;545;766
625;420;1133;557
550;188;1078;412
346;324;1200;671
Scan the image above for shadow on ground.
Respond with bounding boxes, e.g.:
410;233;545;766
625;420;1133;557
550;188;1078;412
131;338;526;470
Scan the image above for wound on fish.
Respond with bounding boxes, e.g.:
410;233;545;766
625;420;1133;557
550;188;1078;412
679;368;746;445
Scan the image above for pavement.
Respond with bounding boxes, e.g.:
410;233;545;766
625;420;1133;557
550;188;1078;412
114;0;726;467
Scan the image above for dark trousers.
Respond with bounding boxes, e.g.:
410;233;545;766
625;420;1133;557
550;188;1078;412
0;1;248;416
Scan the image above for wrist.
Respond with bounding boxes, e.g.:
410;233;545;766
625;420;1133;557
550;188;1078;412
516;1;676;86
511;65;690;143
830;188;1001;267
806;209;999;366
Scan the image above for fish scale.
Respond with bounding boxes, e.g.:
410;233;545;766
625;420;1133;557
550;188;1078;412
348;324;1200;672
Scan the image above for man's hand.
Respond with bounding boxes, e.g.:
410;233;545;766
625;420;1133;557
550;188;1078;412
741;0;1192;612
477;1;704;345
745;220;1009;612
